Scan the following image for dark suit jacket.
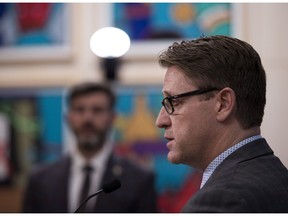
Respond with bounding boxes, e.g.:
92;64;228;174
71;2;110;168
22;154;158;213
182;138;288;213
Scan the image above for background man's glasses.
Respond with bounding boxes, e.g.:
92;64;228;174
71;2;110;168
161;88;218;114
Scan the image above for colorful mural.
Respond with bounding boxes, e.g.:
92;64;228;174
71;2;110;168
113;3;231;40
0;3;66;47
0;89;64;186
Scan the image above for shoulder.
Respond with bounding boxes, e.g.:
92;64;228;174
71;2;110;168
209;155;288;195
183;186;247;212
185;156;288;212
207;139;288;194
28;156;70;181
110;154;154;178
107;154;155;191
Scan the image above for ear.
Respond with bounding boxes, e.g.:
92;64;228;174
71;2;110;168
215;87;236;122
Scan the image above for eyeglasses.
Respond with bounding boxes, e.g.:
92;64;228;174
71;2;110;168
161;88;218;114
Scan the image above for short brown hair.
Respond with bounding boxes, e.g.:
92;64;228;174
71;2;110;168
67;82;116;109
159;35;266;129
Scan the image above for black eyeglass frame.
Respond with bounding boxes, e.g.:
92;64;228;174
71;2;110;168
161;88;219;114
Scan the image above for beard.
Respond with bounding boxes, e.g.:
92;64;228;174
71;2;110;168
76;129;108;152
78;134;104;150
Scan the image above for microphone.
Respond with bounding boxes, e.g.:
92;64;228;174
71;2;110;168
74;179;121;213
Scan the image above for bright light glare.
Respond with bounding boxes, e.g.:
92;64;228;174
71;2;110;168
90;27;130;58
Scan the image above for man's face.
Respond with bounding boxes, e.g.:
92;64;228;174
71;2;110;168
67;92;114;152
156;66;217;169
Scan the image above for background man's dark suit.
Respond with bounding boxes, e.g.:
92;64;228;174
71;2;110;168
183;138;288;213
22;154;158;213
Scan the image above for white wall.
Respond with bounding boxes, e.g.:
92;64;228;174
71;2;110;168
0;3;287;167
243;3;288;167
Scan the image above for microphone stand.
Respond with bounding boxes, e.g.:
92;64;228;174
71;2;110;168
74;179;121;213
74;189;103;213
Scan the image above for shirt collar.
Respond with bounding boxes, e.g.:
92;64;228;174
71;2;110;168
200;135;262;189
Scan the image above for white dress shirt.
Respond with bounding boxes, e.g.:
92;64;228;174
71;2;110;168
68;140;114;212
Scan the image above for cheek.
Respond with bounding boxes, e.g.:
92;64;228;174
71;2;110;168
170;119;193;158
172;111;207;150
172;114;195;138
93;115;113;129
67;115;81;128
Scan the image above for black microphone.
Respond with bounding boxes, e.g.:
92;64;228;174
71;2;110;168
74;179;121;213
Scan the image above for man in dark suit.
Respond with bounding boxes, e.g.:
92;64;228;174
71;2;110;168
22;82;158;213
156;35;288;212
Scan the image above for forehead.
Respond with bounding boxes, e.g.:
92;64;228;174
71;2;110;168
163;66;196;94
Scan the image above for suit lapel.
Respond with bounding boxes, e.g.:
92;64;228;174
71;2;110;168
53;156;71;212
93;155;124;212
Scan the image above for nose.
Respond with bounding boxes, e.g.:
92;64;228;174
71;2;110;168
82;108;95;121
156;106;171;129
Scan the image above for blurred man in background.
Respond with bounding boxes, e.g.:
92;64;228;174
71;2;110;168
22;82;157;213
156;35;288;212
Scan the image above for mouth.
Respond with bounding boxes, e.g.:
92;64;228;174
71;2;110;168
164;135;174;147
80;129;94;136
165;137;173;141
80;125;96;132
164;134;174;141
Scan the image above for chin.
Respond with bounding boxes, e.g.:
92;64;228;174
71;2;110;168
167;152;182;164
